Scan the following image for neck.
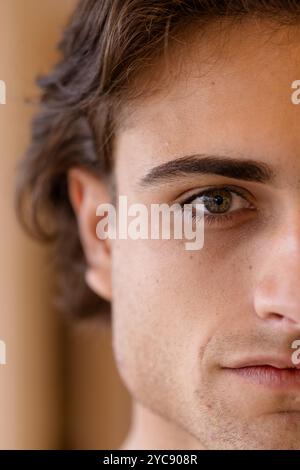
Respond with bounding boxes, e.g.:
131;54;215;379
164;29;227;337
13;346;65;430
119;401;204;450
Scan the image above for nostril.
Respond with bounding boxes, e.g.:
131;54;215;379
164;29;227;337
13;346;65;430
268;313;285;321
268;312;299;325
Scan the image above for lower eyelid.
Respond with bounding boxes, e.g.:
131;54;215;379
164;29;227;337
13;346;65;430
193;207;257;228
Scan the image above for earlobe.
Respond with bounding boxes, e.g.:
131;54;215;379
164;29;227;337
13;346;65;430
67;167;113;302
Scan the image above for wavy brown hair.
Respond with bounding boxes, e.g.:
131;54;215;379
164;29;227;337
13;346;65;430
16;0;300;319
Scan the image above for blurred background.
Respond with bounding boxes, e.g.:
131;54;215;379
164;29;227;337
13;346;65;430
0;0;131;449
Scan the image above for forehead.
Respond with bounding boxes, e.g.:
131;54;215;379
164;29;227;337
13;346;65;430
114;19;300;192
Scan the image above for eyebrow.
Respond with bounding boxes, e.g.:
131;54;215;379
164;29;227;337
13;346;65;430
138;154;275;188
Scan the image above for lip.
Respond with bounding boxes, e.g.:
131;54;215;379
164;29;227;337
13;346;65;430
222;356;300;389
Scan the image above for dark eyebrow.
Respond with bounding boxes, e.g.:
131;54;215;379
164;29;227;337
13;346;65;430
138;154;275;188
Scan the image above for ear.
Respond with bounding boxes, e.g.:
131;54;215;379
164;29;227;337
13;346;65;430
68;167;112;302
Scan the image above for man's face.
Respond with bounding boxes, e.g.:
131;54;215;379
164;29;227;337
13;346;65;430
109;19;300;449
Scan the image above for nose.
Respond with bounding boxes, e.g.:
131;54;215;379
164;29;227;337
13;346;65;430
254;225;300;328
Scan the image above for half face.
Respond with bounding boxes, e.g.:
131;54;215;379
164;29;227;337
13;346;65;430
105;19;300;449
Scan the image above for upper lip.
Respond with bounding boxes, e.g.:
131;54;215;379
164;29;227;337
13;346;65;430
223;356;300;370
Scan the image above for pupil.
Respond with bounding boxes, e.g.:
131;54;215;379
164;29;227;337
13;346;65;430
214;195;223;205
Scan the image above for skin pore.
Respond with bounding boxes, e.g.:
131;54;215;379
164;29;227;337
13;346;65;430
69;18;300;449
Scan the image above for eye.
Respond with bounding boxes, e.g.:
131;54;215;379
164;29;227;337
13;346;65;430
178;185;256;227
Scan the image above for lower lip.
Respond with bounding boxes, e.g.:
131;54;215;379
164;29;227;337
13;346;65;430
224;366;300;389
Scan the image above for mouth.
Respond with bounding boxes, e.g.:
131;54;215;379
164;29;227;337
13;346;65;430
222;357;300;389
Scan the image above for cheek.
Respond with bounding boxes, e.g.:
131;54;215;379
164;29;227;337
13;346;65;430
110;237;202;408
110;235;247;393
110;234;261;438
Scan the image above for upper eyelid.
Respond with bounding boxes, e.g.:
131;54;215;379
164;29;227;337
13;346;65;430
176;184;256;205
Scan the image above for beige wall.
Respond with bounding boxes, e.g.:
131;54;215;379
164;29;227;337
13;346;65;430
0;0;130;449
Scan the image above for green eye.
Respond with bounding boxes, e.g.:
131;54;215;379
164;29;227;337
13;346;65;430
178;184;256;228
202;188;232;214
180;186;256;225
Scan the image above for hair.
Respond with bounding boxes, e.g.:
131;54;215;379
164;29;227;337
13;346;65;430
16;0;300;320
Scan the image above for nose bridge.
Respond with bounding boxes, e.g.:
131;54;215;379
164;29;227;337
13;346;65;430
253;216;300;326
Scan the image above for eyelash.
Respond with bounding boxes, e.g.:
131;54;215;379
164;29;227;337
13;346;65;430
178;185;256;227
